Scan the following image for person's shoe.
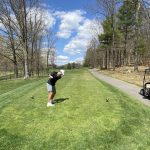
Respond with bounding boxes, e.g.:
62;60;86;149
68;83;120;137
47;102;55;107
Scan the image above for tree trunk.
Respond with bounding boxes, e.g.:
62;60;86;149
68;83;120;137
24;51;29;78
47;51;49;67
124;26;128;66
30;42;34;76
112;0;116;71
13;60;18;78
108;48;111;69
105;48;108;69
134;0;140;72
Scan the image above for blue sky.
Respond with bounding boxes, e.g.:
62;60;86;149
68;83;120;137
41;0;103;65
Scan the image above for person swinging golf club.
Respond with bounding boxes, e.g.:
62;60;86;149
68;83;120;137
46;69;65;107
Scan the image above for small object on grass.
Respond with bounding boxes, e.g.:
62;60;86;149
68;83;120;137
31;96;34;99
106;98;109;102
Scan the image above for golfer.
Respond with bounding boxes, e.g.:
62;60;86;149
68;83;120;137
46;69;65;107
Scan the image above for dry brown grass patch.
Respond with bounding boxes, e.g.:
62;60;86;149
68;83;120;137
100;66;149;87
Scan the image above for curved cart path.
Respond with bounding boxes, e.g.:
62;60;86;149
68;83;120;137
89;69;150;107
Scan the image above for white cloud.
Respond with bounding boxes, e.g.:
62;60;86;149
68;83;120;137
0;23;4;30
0;7;56;36
75;57;84;61
56;55;70;65
56;55;84;65
43;10;56;28
40;3;52;10
55;10;86;39
64;19;103;55
55;10;103;56
57;55;69;60
90;20;104;38
74;57;84;64
28;7;56;29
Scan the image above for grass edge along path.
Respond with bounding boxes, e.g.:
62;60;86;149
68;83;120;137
0;69;150;150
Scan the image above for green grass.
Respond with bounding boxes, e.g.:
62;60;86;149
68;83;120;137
0;78;43;95
0;69;150;150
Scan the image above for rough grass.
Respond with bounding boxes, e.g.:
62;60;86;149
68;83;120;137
0;69;150;150
100;66;147;87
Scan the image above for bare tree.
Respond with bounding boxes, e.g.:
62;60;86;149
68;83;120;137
46;28;56;68
0;0;48;78
0;0;60;79
5;0;40;78
0;0;20;77
28;6;46;76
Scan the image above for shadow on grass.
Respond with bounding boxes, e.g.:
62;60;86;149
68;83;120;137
52;98;69;104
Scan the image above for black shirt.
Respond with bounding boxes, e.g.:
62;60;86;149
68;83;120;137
47;71;61;86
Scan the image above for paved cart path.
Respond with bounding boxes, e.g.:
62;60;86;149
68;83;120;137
89;69;150;107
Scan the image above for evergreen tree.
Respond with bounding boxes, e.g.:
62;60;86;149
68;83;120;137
117;0;146;69
117;0;136;65
98;16;122;69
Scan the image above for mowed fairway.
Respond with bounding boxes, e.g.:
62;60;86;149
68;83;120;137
0;69;150;150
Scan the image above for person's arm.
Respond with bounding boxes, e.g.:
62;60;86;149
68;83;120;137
49;71;57;78
49;75;53;78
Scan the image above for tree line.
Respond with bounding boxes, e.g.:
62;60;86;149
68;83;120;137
0;0;56;78
84;0;150;71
